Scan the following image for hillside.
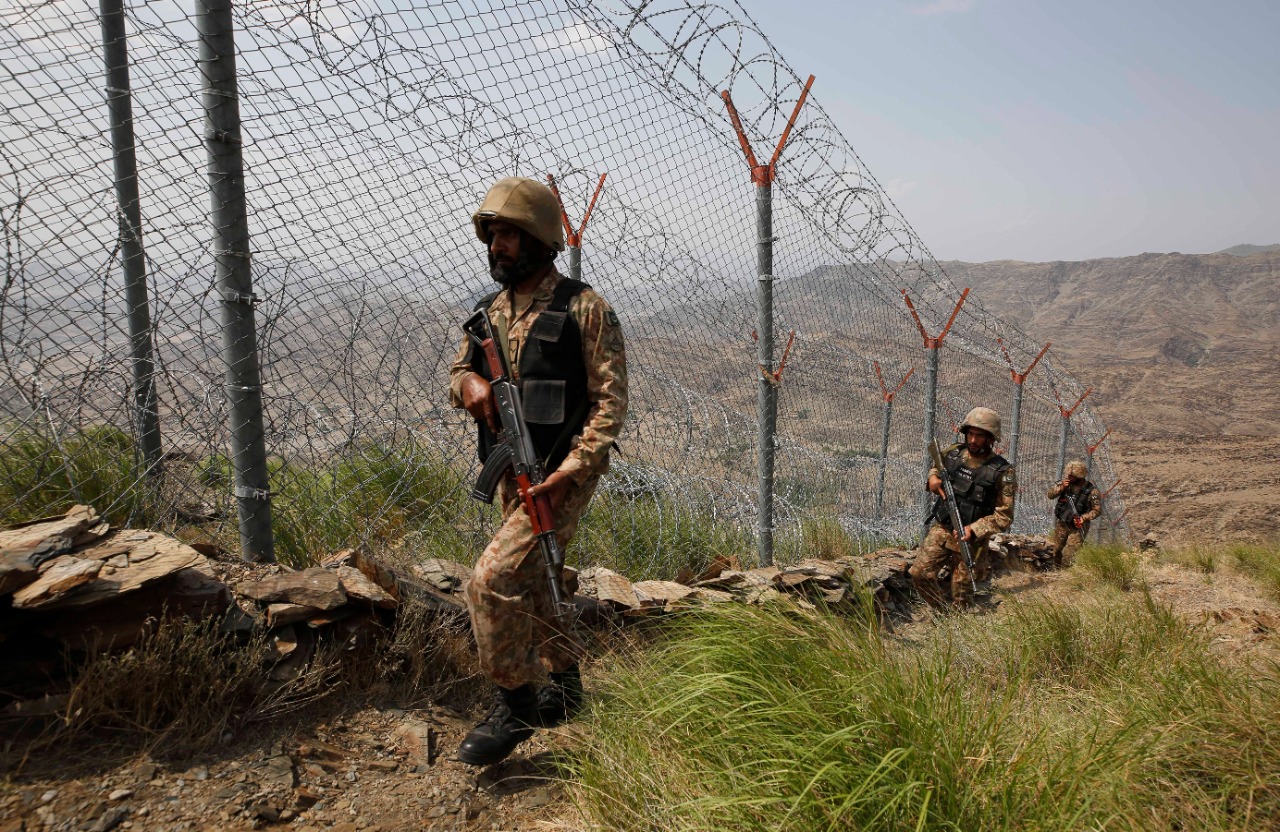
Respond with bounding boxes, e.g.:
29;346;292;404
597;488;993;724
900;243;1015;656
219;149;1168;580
940;250;1280;543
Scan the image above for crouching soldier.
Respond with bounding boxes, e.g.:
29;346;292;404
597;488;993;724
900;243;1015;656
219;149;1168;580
1046;460;1101;567
910;407;1017;609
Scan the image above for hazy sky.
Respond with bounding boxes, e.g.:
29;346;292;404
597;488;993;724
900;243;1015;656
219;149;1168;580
736;0;1279;262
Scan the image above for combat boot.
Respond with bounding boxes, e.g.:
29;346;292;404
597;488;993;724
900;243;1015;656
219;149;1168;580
534;665;584;727
456;684;537;766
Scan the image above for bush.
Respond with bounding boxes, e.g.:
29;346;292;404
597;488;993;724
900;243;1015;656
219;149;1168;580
0;425;161;527
569;595;1280;831
1075;542;1143;591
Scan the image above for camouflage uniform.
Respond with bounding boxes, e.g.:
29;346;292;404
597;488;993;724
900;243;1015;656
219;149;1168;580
1046;478;1101;567
450;268;627;689
910;444;1017;609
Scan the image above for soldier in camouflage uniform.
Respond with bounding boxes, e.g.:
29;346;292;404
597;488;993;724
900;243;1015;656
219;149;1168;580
1046;460;1101;567
449;177;627;766
909;407;1017;610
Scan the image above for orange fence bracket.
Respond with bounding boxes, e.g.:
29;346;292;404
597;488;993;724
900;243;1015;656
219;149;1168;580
873;361;914;403
997;337;1051;385
902;288;970;349
546;172;607;247
721;75;815;186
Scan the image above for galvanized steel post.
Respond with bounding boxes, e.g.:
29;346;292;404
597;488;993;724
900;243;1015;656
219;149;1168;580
99;0;163;478
997;339;1049;469
721;76;813;566
902;289;968;537
196;0;275;562
872;362;913;520
1053;386;1092;481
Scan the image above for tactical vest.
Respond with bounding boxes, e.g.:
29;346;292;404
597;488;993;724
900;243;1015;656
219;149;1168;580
468;277;591;473
1055;480;1096;523
933;444;1010;528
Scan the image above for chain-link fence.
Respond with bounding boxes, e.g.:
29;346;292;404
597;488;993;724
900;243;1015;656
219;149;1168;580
0;0;1127;573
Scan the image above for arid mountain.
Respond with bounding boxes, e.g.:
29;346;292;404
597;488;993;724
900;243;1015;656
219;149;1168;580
939;251;1280;544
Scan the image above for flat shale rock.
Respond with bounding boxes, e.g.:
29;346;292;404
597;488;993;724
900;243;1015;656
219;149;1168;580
0;505;108;595
337;565;397;608
10;556;103;607
238;568;347;610
13;532;205;610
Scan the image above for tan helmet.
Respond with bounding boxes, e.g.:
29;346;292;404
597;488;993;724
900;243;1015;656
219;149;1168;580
472;177;566;252
1066;460;1088;479
959;406;1002;442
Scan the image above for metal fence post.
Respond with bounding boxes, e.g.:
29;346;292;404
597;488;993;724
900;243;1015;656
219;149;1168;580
1053;386;1092;481
196;0;274;562
873;362;913;520
721;75;813;566
997;338;1049;469
902;288;968;536
98;0;163;478
547;172;606;282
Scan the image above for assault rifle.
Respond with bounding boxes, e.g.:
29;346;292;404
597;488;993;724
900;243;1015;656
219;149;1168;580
928;438;979;596
1057;482;1085;528
463;308;574;630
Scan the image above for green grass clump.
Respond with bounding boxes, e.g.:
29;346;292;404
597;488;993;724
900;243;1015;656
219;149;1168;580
1223;542;1280;599
569;491;752;581
0;426;160;527
1075;542;1143;591
570;594;1280;831
776;514;860;562
267;441;477;567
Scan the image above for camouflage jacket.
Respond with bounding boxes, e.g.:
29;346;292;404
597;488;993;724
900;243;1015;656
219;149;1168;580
928;445;1017;541
1046;479;1102;523
450;269;627;486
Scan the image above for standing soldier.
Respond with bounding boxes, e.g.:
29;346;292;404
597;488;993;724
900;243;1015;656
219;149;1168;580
910;407;1016;609
1046;460;1101;567
449;177;628;766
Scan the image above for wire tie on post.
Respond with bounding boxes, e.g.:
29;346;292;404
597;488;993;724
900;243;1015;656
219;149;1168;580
224;383;262;392
204;127;242;145
758;272;774;283
219;289;259;305
234;485;271;501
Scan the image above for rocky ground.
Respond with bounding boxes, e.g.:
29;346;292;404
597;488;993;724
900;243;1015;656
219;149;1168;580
5;543;1279;832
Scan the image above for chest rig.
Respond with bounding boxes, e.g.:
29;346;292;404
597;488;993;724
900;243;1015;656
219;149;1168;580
468;277;591;473
933;444;1010;528
1055;481;1096;522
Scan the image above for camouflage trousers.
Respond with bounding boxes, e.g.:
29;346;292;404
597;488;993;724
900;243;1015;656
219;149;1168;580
1049;521;1090;567
909;524;990;609
465;470;600;690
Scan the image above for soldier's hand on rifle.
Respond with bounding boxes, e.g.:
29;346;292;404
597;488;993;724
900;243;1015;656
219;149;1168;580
528;469;573;513
1073;516;1084;529
928;473;946;497
461;372;499;434
960;525;977;543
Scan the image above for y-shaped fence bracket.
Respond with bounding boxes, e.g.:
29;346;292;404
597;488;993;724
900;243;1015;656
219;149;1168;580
546;172;607;248
997;337;1050;385
902;288;969;350
874;361;914;403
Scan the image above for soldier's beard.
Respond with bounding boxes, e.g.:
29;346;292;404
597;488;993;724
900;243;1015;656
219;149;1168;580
489;249;551;287
965;436;993;457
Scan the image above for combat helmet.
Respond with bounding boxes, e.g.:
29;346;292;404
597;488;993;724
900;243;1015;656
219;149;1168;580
472;177;566;252
1065;459;1088;479
959;407;1002;442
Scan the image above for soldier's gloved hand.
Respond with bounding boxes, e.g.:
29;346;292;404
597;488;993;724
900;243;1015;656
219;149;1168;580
461;372;499;434
528;469;573;514
1073;517;1084;529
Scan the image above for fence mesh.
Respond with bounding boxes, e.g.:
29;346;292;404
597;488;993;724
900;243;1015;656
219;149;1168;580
0;0;1126;573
